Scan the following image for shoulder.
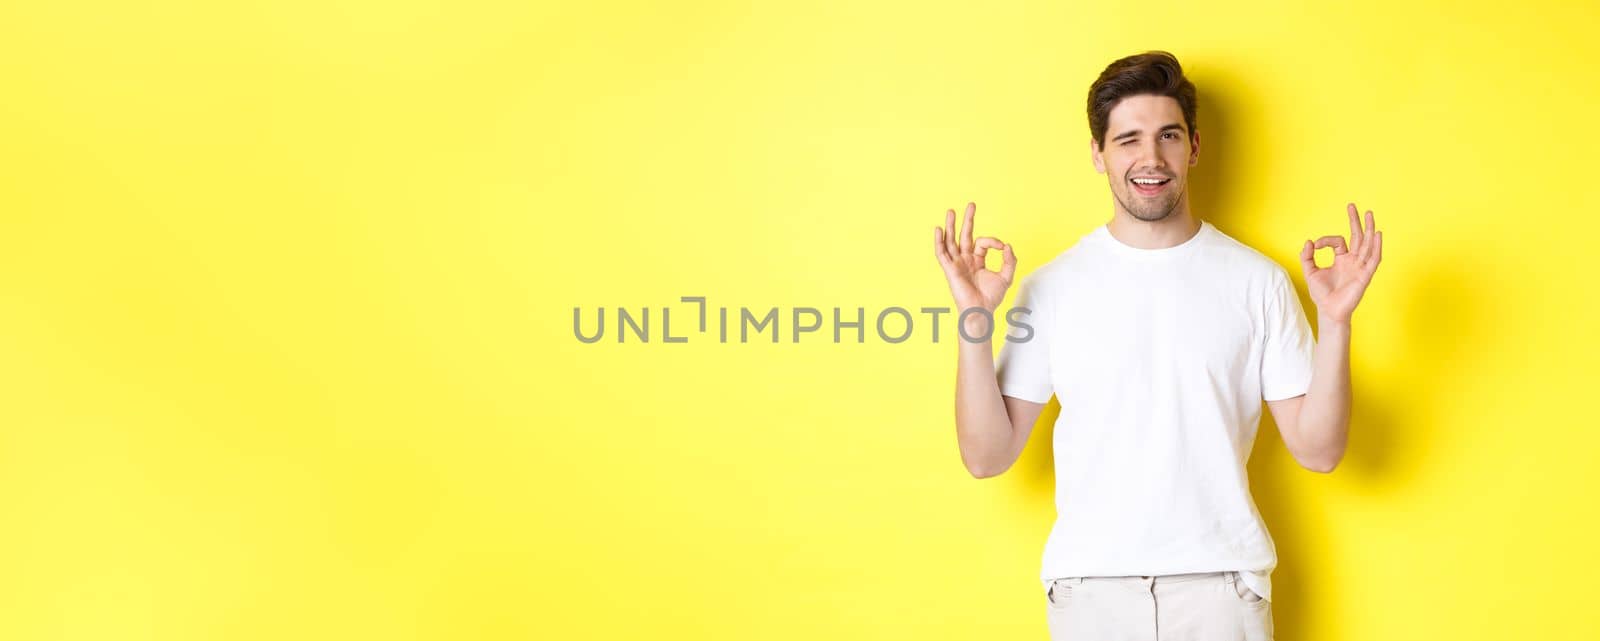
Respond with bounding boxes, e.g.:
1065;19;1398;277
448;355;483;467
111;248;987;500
1201;222;1296;286
1011;228;1100;297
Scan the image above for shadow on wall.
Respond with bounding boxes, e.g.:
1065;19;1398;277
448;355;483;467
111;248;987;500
1003;62;1475;639
1187;66;1326;639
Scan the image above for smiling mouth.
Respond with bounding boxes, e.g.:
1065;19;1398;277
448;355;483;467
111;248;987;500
1130;177;1172;195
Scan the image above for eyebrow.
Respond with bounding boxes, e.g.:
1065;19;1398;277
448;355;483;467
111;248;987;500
1110;123;1187;143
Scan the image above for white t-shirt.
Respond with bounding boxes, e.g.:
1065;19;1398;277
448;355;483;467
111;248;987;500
995;219;1316;603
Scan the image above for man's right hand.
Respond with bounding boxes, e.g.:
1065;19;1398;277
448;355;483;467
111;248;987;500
933;202;1017;337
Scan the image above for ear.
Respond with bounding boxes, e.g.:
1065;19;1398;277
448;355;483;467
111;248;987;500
1189;130;1201;167
1090;138;1105;174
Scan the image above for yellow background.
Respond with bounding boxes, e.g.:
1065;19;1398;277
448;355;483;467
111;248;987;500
3;1;1597;639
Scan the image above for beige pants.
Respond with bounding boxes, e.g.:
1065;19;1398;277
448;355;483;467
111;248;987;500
1044;571;1273;640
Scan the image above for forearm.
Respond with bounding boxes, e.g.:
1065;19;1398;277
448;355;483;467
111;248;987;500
1296;313;1353;471
954;318;1015;477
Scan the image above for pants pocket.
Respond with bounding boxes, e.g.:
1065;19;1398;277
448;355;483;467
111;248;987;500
1045;580;1072;610
1229;572;1266;605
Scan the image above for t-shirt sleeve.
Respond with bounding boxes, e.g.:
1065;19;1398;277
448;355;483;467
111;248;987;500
994;275;1054;404
1260;266;1316;401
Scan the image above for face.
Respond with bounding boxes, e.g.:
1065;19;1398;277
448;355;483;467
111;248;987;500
1091;94;1199;222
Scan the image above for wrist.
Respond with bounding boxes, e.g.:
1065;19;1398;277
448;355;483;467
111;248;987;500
1316;311;1353;334
958;310;997;343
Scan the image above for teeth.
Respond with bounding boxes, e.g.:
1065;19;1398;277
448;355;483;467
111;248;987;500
1132;178;1167;185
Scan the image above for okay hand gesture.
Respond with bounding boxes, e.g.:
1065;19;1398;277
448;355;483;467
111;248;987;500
1301;203;1384;325
933;202;1017;315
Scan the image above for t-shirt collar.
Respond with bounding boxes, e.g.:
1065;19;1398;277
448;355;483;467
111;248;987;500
1096;219;1212;259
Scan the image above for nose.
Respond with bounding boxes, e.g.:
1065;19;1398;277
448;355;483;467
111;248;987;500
1136;140;1166;172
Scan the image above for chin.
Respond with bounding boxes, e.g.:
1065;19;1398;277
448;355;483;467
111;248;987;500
1128;201;1179;222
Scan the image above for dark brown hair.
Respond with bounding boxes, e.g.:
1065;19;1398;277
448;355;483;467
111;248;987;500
1087;50;1197;150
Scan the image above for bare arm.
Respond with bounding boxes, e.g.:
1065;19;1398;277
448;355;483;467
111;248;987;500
934;202;1046;478
1266;315;1351;473
956;322;1047;478
1269;203;1384;473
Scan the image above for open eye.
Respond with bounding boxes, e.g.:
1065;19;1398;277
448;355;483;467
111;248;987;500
1161;131;1179;140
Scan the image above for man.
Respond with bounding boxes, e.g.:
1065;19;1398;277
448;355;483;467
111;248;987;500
931;51;1382;640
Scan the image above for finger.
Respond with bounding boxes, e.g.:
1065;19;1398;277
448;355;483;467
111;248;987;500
1363;230;1383;279
1000;242;1017;284
975;236;1004;269
934;227;958;274
959;202;976;257
944;209;959;258
1346;203;1364;256
1359;209;1376;262
1313;235;1348;255
1299;239;1319;276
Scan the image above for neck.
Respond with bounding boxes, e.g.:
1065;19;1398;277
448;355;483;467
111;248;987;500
1106;201;1201;250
